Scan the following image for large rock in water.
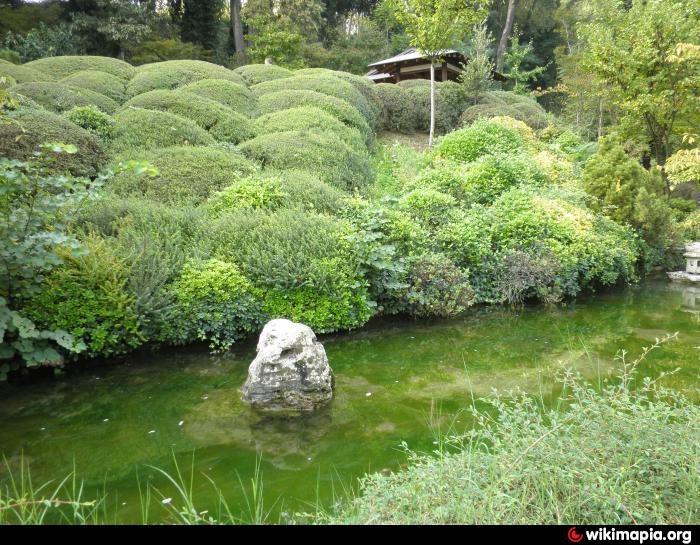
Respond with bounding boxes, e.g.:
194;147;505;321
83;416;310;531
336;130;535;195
241;319;334;411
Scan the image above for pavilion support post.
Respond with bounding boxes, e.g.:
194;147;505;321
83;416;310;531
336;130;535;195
441;63;447;81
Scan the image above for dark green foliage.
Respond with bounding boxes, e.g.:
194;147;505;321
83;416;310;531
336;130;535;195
64;105;115;140
404;81;469;134
60;70;127;103
232;63;293;85
582;139;675;263
255;89;371;140
404;253;475;318
108;108;215;155
436;119;524;163
108;146;258;206
76;196;207;342
253;106;366;151
206;208;373;332
250;74;376;128
0;59;51;83
0;108;106;176
374;83;420;133
129;38;212;66
461;91;550;129
179;79;257;117
11;81;118;114
0;150;103;375
239;129;374;191
24;56;135;80
126;60;245;97
181;0;225;51
122;89;253;143
25;235;144;359
168;258;262;351
439;187;638;302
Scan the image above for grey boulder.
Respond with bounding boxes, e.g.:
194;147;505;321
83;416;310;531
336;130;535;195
241;319;334;411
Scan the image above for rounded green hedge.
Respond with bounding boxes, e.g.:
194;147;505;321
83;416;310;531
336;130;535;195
405;81;469;134
239;128;373;191
10;81;118;114
462;92;550;130
295;67;382;122
122;89;253;143
127;60;245;97
256;89;371;141
24;55;135;80
373;83;419;133
108;145;258;206
436;119;524;163
233;63;292;85
0;107;106;176
0;59;51;83
253;106;366;151
250;74;376;128
59;70;127;103
108;107;215;155
178;78;257;117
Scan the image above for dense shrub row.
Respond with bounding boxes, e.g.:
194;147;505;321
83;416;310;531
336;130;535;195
1;54;664;372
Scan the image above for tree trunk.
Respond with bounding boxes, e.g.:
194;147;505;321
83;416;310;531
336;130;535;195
495;0;518;72
429;61;436;148
230;0;246;58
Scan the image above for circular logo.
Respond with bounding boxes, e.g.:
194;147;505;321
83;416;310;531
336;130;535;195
568;527;584;543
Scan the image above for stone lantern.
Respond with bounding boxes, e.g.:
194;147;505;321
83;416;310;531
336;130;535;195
668;242;700;283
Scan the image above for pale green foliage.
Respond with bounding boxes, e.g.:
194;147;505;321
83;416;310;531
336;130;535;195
459;22;495;102
503;27;549;95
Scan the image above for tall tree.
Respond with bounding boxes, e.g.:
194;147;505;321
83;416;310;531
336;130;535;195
580;0;700;188
181;0;224;51
229;0;246;59
389;0;489;147
494;0;516;71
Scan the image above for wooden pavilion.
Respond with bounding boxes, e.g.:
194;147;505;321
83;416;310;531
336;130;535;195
365;47;467;84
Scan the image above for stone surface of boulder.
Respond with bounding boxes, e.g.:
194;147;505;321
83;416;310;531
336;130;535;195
241;319;334;411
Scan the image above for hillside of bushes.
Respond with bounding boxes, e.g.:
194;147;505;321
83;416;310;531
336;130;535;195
0;55;694;375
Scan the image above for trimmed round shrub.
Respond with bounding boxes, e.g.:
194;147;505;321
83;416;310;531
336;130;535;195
206;208;373;332
404;81;469;134
24;55;135;80
253;106;366;151
122;89;253;143
458;153;549;204
0;108;105;176
295;67;382;122
60;70;127;103
461;103;528;126
168;258;262;351
24;235;144;359
206;176;287;214
256;89;371;141
179;79;257;117
397;79;431;89
108;107;215;155
239;129;373;191
127;59;244;97
513;100;550;129
64;105;115;140
233;63;292;85
399;188;459;229
10;81;118;113
374;83;419;133
251;74;376;128
207;169;347;215
436;119;523;163
0;59;51;83
108;145;258;205
272;169;348;213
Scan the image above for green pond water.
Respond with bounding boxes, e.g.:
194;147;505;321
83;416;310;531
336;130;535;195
1;279;698;522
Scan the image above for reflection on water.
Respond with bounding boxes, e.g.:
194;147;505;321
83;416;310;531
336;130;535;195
0;279;698;522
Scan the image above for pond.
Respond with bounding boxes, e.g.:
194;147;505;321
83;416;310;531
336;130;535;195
1;279;698;523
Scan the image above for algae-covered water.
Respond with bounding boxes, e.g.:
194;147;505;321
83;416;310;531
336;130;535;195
0;280;698;522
